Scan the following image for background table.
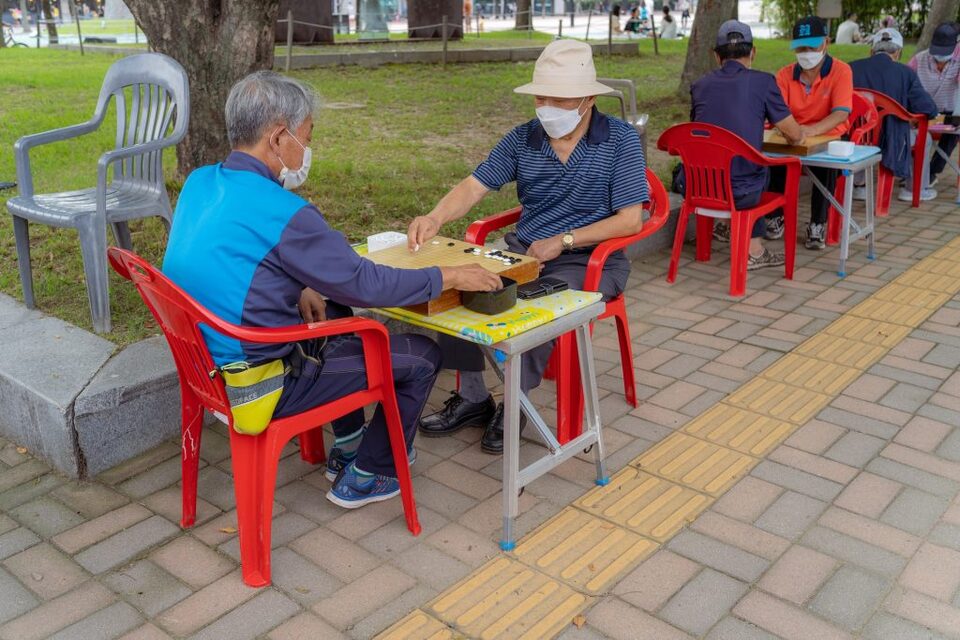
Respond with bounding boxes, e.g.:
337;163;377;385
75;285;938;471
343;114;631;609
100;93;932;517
768;145;881;277
372;290;609;550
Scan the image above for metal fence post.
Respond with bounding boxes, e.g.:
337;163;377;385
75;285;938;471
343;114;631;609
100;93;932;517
285;10;293;72
73;0;83;55
558;19;562;37
442;15;448;67
586;9;591;40
650;11;659;55
607;11;612;55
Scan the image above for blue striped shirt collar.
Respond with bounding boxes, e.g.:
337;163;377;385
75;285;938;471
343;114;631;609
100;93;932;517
526;106;611;150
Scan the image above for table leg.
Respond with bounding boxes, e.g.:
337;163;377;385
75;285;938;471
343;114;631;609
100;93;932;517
499;353;522;551
838;169;853;277
866;164;876;260
575;324;608;485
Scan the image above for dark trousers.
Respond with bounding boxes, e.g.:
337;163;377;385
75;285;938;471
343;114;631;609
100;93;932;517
274;302;440;477
930;134;960;179
768;165;836;225
438;232;630;392
733;191;765;239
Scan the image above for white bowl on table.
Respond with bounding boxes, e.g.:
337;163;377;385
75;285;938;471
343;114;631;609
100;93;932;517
827;140;855;158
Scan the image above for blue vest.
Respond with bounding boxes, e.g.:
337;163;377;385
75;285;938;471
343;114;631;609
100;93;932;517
163;164;308;366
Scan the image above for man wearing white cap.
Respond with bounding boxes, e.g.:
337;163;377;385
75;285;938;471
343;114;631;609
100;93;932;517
408;39;649;455
850;28;938;201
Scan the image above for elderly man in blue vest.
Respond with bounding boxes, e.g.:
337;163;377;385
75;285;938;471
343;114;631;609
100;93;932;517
163;71;501;509
408;40;650;454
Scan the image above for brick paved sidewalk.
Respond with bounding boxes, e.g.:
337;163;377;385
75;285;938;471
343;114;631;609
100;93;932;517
1;192;959;639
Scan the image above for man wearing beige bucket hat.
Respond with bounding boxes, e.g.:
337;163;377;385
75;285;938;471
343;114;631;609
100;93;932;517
408;39;649;455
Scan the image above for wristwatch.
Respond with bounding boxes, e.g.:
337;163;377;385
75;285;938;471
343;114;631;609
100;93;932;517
561;232;575;251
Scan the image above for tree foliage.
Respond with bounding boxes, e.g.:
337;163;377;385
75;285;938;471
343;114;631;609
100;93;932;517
760;0;932;39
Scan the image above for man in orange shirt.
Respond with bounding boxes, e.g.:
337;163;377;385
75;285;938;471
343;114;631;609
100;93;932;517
769;16;853;250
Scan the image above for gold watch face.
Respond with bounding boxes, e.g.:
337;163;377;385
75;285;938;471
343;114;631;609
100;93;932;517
563;233;574;248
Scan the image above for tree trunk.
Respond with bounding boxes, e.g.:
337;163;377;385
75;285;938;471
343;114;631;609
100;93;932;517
124;0;281;176
677;0;736;96
40;0;58;43
917;0;960;51
515;0;531;30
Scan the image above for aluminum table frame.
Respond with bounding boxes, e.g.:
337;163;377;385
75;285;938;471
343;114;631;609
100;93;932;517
477;300;609;550
930;127;960;203
790;150;881;277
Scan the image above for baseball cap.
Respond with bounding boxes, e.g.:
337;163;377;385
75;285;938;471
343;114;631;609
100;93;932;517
930;23;958;57
716;20;753;47
872;27;903;49
791;16;827;50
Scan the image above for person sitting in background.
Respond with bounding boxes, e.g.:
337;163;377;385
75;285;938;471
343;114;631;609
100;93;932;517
686;19;805;270
909;23;960;189
610;4;623;34
852;29;938;202
625;7;642;36
835;12;862;44
769;16;853;250
660;5;678;39
163;71;501;509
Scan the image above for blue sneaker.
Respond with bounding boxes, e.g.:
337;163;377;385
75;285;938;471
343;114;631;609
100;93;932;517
327;462;400;508
325;447;417;483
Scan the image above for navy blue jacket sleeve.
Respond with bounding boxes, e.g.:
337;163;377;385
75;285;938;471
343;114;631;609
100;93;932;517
763;75;793;125
276;205;443;308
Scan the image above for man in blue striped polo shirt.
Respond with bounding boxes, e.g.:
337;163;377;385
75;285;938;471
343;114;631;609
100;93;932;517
408;40;649;454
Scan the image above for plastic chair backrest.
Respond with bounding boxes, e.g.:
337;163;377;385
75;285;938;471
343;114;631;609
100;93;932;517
94;53;190;188
108;248;232;420
856;88;920;126
848;92;881;146
657;122;767;211
645;166;670;226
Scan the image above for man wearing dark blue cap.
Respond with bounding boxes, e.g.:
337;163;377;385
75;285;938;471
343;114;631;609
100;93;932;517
771;16;854;250
686;19;805;270
851;29;938;201
909;22;960;188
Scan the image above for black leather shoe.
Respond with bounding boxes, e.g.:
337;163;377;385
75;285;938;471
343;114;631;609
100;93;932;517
480;403;528;455
419;391;496;437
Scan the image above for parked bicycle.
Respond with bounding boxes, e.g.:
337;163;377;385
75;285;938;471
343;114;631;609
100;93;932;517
3;23;28;47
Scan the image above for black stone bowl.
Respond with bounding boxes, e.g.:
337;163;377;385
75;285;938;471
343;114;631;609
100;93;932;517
462;276;517;315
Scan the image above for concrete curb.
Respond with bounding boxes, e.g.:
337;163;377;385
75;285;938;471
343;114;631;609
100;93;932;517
49;42;638;68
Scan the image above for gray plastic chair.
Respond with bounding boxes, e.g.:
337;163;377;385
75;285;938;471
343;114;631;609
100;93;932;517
8;52;190;334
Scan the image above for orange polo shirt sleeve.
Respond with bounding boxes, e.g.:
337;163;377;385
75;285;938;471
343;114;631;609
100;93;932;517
776;56;853;136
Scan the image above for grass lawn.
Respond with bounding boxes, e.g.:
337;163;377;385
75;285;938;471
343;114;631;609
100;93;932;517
0;39;902;343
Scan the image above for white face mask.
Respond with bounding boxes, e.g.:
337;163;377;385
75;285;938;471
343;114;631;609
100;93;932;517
536;98;587;139
796;50;825;70
933;53;953;63
277;129;312;190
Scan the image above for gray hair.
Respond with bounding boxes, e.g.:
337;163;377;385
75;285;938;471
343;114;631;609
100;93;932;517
872;39;902;55
225;71;319;148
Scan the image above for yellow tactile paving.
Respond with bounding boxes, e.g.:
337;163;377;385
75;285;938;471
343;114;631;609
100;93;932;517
425;557;589;640
794;333;889;369
822;315;912;347
761;354;862;395
574;467;712;541
724;377;831;425
849;298;936;327
682;404;796;457
377;610;455;640
894;269;960;295
871;283;952;310
631;433;756;497
913;256;960;278
512;507;658;594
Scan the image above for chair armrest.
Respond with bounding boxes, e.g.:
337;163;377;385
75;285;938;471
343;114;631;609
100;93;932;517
758;155;802;168
221;316;388;346
14;118;105;197
464;206;522;244
583;208;671;292
95;138;180;209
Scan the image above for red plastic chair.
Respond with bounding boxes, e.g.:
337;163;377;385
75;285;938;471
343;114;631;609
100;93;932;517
657;122;801;297
827;92;880;245
108;247;420;588
856;88;930;216
464;168;671;443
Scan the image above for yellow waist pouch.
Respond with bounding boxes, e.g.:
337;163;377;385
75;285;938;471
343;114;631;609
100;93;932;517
220;360;288;435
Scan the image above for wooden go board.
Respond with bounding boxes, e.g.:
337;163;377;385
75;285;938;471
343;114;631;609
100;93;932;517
762;130;839;156
365;236;540;315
